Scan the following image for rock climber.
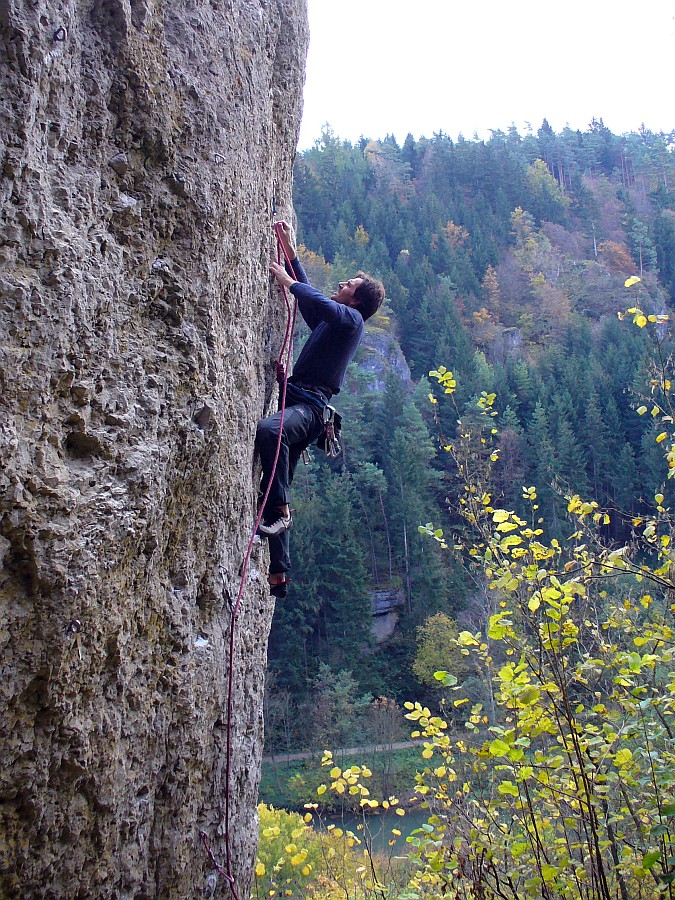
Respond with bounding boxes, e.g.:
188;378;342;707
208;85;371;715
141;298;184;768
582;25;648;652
257;220;385;598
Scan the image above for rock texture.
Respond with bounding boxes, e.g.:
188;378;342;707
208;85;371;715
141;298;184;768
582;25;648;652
0;0;307;896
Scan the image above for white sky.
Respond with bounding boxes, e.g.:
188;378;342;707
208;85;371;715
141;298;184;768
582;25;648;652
298;0;675;150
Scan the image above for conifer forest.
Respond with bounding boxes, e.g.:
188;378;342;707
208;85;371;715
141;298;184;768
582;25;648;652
269;121;675;707
259;121;675;899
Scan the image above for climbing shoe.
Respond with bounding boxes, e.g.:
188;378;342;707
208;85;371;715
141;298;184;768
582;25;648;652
269;577;291;599
258;512;293;538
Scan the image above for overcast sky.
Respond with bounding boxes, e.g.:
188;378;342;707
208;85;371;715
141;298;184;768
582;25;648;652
298;0;675;150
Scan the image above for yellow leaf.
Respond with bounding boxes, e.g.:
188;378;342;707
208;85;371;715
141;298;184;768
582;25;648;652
636;315;647;328
614;748;633;767
255;862;266;877
656;432;668;444
624;276;641;287
496;521;519;532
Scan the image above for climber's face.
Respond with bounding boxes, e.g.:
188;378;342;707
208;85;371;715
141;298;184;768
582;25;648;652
332;277;364;307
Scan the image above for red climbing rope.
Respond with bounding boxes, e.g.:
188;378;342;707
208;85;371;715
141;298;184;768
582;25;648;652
202;223;297;898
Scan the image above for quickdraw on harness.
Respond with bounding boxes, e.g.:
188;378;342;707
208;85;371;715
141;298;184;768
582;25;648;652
200;222;297;899
318;405;342;458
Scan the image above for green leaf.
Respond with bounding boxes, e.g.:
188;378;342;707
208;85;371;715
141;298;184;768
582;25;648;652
518;687;540;705
541;865;558;882
488;623;506;640
642;850;661;870
496;780;519;796
489;739;510;757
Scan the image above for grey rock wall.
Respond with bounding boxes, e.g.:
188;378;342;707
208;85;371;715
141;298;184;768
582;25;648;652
0;0;308;896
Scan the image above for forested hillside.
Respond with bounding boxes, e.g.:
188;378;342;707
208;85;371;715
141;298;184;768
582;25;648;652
265;121;675;747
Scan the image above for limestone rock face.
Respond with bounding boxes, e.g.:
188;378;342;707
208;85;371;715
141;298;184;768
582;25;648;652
0;1;307;896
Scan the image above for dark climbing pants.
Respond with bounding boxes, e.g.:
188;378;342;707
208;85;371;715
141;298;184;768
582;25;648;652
256;401;324;574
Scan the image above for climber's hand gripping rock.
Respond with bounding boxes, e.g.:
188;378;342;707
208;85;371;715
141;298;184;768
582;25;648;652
269;260;296;290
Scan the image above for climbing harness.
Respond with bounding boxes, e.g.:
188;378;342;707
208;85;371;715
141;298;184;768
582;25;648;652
284;380;341;458
200;222;297;898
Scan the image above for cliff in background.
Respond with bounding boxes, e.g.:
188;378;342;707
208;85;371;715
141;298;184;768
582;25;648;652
0;0;308;895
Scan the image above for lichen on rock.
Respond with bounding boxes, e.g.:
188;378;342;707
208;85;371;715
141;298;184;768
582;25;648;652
0;0;308;895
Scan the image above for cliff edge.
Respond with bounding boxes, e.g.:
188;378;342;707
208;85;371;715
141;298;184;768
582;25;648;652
0;0;308;895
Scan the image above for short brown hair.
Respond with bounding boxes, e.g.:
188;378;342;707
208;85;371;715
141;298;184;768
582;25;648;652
353;272;385;321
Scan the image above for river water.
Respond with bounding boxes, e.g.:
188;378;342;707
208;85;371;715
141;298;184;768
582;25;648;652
315;806;430;855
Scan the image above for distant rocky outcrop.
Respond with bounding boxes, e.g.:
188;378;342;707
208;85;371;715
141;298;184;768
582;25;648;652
370;588;405;643
0;1;307;896
359;320;412;392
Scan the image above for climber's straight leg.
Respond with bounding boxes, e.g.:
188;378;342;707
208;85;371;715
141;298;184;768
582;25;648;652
267;528;290;575
266;442;306;575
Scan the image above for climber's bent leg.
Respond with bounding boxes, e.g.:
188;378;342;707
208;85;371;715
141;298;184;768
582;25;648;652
260;409;322;586
256;402;321;514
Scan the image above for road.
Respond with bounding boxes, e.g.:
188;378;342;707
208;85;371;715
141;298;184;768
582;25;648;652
263;740;420;765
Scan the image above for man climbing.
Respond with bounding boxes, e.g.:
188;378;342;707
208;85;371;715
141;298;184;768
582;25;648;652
257;221;385;598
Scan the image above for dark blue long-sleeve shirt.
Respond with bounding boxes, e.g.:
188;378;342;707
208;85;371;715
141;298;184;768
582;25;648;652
286;256;364;398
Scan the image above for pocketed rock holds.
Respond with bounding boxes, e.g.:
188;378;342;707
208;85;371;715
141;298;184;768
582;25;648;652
0;1;308;897
108;151;130;175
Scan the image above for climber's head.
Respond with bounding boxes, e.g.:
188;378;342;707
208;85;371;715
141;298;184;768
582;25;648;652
332;272;385;321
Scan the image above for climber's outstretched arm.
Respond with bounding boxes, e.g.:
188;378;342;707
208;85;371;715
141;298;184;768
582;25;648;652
275;220;296;259
275;221;309;284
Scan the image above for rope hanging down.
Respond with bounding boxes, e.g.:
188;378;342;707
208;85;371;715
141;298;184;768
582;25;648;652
200;223;298;898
